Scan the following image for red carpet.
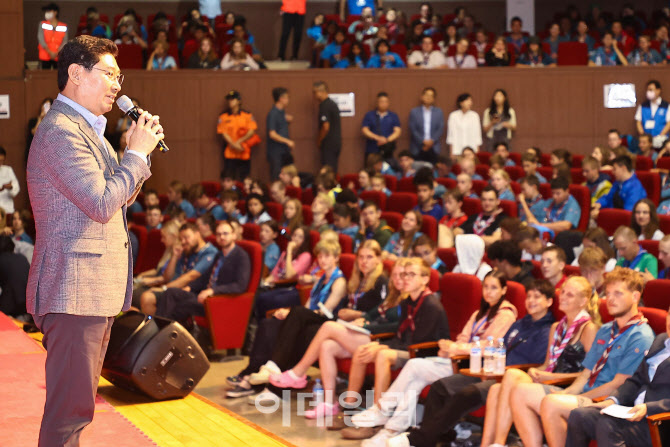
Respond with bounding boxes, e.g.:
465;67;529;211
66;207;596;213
0;313;158;446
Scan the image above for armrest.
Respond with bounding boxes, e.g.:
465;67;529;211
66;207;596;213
507;363;542;372
370;332;395;341
592;396;606;403
296;284;313;306
449;354;469;373
541;377;576;387
408;341;439;359
647;412;670;424
273;278;298;287
648;412;670;447
265;307;289;318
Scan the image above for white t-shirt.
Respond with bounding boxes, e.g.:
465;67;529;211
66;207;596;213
446;109;482;155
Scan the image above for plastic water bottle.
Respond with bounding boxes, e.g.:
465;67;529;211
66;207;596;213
312;378;324;406
494;338;506;375
483;336;495;374
469;336;482;374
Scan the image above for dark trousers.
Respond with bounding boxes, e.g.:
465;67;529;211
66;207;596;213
240;317;283;377
278;12;305;60
156;287;205;322
407;374;491;447
253;288;301;321
320;146;340;172
41;60;58;69
566;406;652;447
267;147;291;180
35;313;114;447
415;149;438;164
223;158;251;181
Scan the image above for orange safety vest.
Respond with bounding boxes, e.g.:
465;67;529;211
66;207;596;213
216;111;260;160
38;21;67;61
281;0;306;15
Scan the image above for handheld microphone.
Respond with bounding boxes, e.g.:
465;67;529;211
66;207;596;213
116;95;169;152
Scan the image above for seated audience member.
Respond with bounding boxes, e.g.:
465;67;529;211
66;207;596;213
499;217;524;241
566;305;670;447
592;155;647;218
589;31;628;66
570;227;617;272
143;189;160;209
451;234;492;280
485;36;511;67
254;225;312;319
551;148;572;168
396;150;416;179
144;205;163;231
370;174;392;197
146;41;177;70
383;210;423;261
573;20;595;52
195;214;216;240
219;190;242;221
269;181;288;206
268;259;408;414
544;22;569;60
490;169;515;202
516;226;550;262
438;188;467;248
0;235;30;318
332;203;359;239
367;152;397;177
542;245;569;292
494;142;516;167
281;198;303;234
366;39;405;68
637;133;657;162
259;220;280;272
320;28;347;67
187;36;219;69
434;155;457;180
279;164;301;188
353;169;372;194
220;38;260;70
657;235;670;279
613;226;659;278
355;201;394;250
191;184;225;220
632;198;663;240
531;176;582;232
532;268;655;447
581;155;612;204
140;222;219;315
521;152;547;183
414;174;443;221
361;92;402;158
11;210;33;244
348;271;511;445
480;275;600;447
454;186;508;246
155;221;250;321
408;35;447;69
311;192;334;233
456;173;478;199
628;35;664;66
335;188;359;216
164;180;196;218
227;239;351;397
578;246;609;296
391;278;556;447
231;20;265;68
334;41;368;69
517;36;556;67
239;193;272;224
460;157;483;181
657;173;670;215
489;154;505;173
518;175;547;222
412;234;447;274
488;239;535;287
446;38;477;69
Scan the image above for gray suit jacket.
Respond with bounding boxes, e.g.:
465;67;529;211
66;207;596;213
408;106;445;155
26;99;152;317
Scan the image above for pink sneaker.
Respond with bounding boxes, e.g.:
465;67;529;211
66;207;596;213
269;370;308;389
304;402;339;419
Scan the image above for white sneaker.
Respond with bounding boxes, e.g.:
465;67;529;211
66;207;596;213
351;405;390;428
249;361;281;385
386;432;411;447
362;429;398;447
249;387;280;406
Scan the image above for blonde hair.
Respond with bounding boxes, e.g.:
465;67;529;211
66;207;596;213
578;246;608;271
319;229;339;245
562;276;602;326
157;220;181;270
383;259;410;309
281;164;298;178
491;169;510;182
348;240;384;294
404;256;431;277
315;192;335;210
313;240;341;257
284;198;303;234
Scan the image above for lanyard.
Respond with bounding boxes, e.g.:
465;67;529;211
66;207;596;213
470;316;488;341
622;248;647;270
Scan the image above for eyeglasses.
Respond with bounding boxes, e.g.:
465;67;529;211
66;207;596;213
91;67;124;85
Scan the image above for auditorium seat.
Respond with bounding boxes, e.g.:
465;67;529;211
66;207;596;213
504;165;525;181
510;181;521;195
641;307;668;335
437;247;458;271
381;211;403;232
300;188;314;206
570;168;585;184
115;43;144;69
639;240;659;258
339;173;359;191
596;209;632;236
360;190;387;210
301;205;313;226
557;41;588;65
181;39;199;65
462;197;482;216
475;164;490;180
471;180;488;196
539;154;552;167
636;171;661;205
477;152;492;165
571;154;584;168
564;265;581;277
656;157;670;171
509;153;522;165
440;273;482;340
397;177;417;193
505;281;527;318
129;226;149;275
660;215;670;235
421;215;437;240
568;184;591;231
537;166;553;182
285;185;301;200
265;202;283;221
435;177;456;190
339;234;354;254
636;156;653;171
242;223;260;241
386;192;418;214
383;175;398;191
339;253;357;279
132;212;146;226
539;183;552;199
642;279;670;311
198;240;263;350
201;181;221;197
500;200;518;218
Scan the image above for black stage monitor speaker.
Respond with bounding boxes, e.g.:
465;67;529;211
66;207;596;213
102;311;210;400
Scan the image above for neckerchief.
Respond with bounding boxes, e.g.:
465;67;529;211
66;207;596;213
348;283;366;309
472;212;497;236
397;288;432;337
545;197;569;223
208;254;226;288
546;310;591;372
587;312;647;387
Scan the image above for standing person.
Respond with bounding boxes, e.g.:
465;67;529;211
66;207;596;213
266;87;294;180
38;3;68;70
0;147;20;214
635;80;670;148
26;36;161;445
217;90;259;181
278;0;306;61
361;92;401;161
408;87;445;164
482;89;517;152
446;93;482;156
313;81;342;171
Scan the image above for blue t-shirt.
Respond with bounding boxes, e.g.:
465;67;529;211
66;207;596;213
580;320;654;392
179;200;196;218
543;195;581;229
263;242;280;270
347;0;375;15
535;172;548;183
517;53;555;66
415;203;444;221
472;173;484;181
366;52;406;69
361;110;401;154
197;204;226;220
498;188;515;202
383;231;422;257
334;56;367;69
16;233;33;245
152;55;177;70
590;46;621;66
628;49;664;65
519;195;548;222
174;242;219;278
333;224;359;239
320;42;342;65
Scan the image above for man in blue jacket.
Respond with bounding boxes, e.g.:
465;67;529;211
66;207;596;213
592;155;647;220
408;87;445;164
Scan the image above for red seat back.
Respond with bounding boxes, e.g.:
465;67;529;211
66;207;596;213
475;164;490;180
397;177;417;193
557;41;588;65
421;215;437;240
639;239;659;258
300;188;314;205
116;43;144;69
636;156;653;171
504;165;525;181
641;306;669;335
265;202;283;221
436;178;456;190
437;247;458;272
339;173;359;191
360;190;387;210
462;197;482;216
383;175;398;191
381;211;403;232
505;281;527;318
129;225;149;275
339;234;354;254
201;181;221;197
596;209;632;236
285;185;302;200
570;168;585;184
500;200;518;218
537;166;553;182
472;180;487;196
386;192;418;214
657;157;670;171
339;253;357;279
571;154;584;168
642;279;670;311
132;212;146;226
568;185;591;231
440;273;482;340
242;223;260;241
660;215;670;235
301;205;313;226
636;171;661;205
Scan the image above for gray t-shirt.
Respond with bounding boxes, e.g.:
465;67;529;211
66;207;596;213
266;106;290;153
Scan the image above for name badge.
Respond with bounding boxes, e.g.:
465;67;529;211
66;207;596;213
645;120;656;129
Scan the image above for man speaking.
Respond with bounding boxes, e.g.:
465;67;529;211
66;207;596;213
26;36;163;446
